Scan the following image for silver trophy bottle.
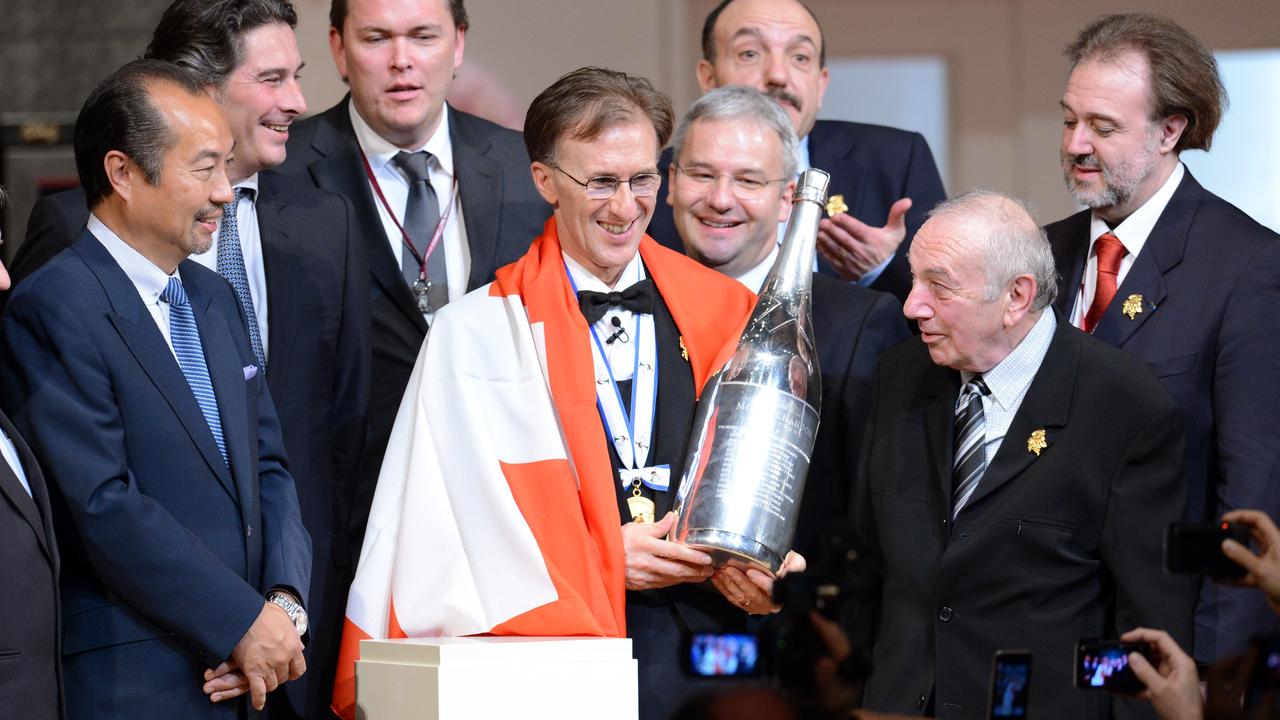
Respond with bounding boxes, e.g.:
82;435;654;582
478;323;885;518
670;169;829;574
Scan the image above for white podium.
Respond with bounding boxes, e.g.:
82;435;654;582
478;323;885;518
355;636;638;720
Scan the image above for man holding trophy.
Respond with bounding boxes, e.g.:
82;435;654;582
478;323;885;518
335;67;809;720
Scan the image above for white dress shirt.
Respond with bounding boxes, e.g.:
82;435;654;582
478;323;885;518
188;173;270;361
0;428;32;497
733;244;779;294
88;214;179;357
961;310;1056;466
564;252;649;382
1070;163;1184;328
349;100;472;317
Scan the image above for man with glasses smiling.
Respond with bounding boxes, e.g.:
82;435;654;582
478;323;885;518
668;85;907;565
336;68;804;720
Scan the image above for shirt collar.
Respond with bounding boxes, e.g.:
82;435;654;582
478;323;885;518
732;243;779;294
962;310;1056;411
1088;161;1184;258
563;250;645;294
87;213;175;306
234;172;259;203
348;98;455;178
796;133;811;173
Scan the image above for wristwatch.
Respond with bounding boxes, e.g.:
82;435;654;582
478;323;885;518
267;590;308;637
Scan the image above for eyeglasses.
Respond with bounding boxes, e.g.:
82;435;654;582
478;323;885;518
553;166;662;200
674;165;789;196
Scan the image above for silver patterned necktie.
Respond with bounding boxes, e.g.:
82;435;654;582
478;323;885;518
216;187;266;371
951;377;990;518
162;276;227;465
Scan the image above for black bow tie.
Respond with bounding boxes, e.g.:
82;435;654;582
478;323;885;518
577;278;655;325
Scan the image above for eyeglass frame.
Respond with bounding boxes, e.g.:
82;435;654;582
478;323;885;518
672;164;791;196
551;165;663;199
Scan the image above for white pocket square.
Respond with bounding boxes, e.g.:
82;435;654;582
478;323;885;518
243;365;258;380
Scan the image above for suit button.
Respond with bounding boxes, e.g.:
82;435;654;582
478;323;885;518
938;606;953;622
246;525;253;538
917;693;927;709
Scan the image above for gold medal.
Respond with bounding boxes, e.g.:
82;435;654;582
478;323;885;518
825;194;848;217
627;493;656;524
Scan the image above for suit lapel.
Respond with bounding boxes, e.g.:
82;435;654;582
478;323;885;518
1049;210;1091;318
1091;173;1198;347
919;363;961;517
74;237;238;498
450;107;503;291
254;173;295;393
308;101;428;335
807;122;864;277
964;315;1076;510
184;268;255;512
0;410;53;562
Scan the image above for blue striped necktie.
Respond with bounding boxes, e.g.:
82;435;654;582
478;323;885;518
162;276;228;465
951;377;990;518
217;187;266;371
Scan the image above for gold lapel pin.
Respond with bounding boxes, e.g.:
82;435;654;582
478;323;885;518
825;194;848;217
679;336;690;362
1027;429;1047;457
1122;294;1144;320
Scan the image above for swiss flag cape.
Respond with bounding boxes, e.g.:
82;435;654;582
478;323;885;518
331;217;754;719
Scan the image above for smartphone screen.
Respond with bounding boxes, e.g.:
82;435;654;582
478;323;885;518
989;650;1031;718
1075;640;1146;694
684;632;760;678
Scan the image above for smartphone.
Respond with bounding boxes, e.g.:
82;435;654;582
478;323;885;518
988;650;1032;718
1165;520;1251;579
682;632;761;678
1247;635;1280;711
1075;639;1149;694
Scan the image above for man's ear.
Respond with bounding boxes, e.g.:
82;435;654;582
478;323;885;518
329;26;348;82
1004;274;1037;327
696;60;718;93
1157;114;1189;155
103;150;136;203
777;180;797;223
530;161;558;208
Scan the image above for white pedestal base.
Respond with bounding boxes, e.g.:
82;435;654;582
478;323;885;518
355;636;638;720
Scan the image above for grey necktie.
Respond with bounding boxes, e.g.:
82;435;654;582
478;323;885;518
216;187;266;371
392;150;448;312
951;377;990;518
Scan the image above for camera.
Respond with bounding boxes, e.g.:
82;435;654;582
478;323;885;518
1165;520;1251;579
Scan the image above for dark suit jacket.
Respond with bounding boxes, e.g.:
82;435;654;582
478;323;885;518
6;174;371;717
649;120;946;302
0;409;61;719
1046;171;1280;660
0;231;311;718
278;99;549;554
851;315;1194;720
795;274;908;562
9;189;87;294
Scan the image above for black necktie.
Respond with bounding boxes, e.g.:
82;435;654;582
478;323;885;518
577;278;655;325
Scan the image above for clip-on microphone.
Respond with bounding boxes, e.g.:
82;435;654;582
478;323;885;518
605;316;630;344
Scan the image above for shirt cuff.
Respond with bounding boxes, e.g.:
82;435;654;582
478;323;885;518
857;253;895;287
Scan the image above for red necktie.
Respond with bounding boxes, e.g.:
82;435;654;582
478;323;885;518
1083;232;1126;333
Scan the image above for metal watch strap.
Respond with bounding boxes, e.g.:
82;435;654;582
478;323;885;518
267;590;308;636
